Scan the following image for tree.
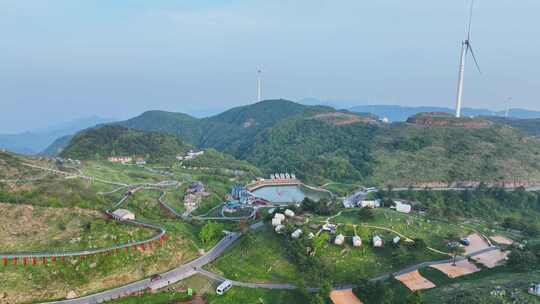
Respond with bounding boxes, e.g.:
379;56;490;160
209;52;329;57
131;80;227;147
199;222;224;245
311;233;329;256
405;292;425;304
448;244;466;266
508;249;538;271
358;208;374;221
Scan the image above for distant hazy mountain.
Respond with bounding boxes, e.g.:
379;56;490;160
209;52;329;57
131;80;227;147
350;105;540;122
348;105;540;122
299;98;540;122
0;116;115;155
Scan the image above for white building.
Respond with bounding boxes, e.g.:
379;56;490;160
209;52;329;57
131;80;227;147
108;156;132;164
373;235;383;247
274;213;286;221
275;224;286;233
393;236;401;244
284;209;295;217
271;218;282;227
394;201;412;214
291;229;303;239
334;234;345;246
360;200;381;209
112;209;135;221
352;236;362;247
322;223;337;233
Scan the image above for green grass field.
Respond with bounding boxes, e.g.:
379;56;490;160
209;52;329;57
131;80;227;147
207;225;301;283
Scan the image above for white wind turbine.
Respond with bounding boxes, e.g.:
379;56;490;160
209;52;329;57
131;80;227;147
257;69;262;102
455;0;482;118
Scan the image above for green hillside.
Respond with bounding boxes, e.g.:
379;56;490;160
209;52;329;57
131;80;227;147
245;112;540;186
117;100;309;157
487;116;540;137
60;125;189;163
58;100;540;187
371;122;540;186
41;134;73;156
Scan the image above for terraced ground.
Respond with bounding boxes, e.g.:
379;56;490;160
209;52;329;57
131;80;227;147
0;203;153;252
0;160;225;304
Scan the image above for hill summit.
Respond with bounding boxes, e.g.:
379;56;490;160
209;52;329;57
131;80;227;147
60;125;189;163
406;112;492;128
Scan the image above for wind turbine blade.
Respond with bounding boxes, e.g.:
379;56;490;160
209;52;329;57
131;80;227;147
467;0;475;40
467;43;482;74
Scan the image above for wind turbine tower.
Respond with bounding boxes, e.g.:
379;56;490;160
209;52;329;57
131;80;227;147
257;69;262;102
505;96;512;118
455;0;482;118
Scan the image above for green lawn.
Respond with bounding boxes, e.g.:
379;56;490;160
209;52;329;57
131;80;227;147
206;287;309;304
207;225;301;283
325;208;473;252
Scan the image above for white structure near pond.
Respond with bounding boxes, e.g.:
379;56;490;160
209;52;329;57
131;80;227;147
274;213;286;221
393;236;401;244
291;229;303;239
352;236;362;247
284;209;295;217
360;200;381;209
372;235;383;247
334;234;345;245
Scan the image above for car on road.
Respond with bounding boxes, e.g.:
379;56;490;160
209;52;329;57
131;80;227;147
216;280;233;295
150;274;162;282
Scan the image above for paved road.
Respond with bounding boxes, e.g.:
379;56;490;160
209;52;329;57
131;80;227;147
45;232;241;304
44;222;264;304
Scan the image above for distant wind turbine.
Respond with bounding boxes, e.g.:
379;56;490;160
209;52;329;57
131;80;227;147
455;0;482;118
505;96;512;118
257;69;262;102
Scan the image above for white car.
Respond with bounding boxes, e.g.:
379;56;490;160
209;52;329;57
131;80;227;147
216;280;233;295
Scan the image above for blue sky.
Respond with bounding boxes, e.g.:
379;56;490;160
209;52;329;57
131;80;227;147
1;0;539;133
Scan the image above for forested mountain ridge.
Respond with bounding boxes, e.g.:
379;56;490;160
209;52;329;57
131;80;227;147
60;125;190;163
117;99;312;157
58;100;540;187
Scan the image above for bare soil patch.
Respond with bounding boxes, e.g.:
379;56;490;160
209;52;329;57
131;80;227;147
330;289;363;304
490;235;514;245
472;249;510;268
463;233;490;255
313;112;377;126
395;270;436;291
430;260;480;278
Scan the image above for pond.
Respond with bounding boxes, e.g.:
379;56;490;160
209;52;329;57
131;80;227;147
251;184;331;204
